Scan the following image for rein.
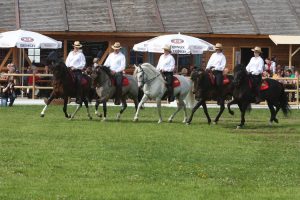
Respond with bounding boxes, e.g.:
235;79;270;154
138;67;161;86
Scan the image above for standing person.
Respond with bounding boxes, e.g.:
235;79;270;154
206;43;226;104
65;41;86;103
246;46;264;104
156;44;175;102
104;42;126;105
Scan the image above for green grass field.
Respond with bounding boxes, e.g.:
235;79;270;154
0;105;299;199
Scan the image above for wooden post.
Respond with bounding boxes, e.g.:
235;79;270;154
289;44;292;67
0;48;13;70
32;73;35;99
64;39;68;61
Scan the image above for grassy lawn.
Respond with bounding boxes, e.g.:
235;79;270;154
0;105;299;199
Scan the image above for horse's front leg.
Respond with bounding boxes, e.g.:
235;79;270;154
202;101;211;124
214;99;225;124
70;99;82;120
94;98;102;117
83;98;92;120
186;99;202;125
102;100;107;121
116;98;127;121
133;94;148;122
267;101;276;125
237;102;246;129
40;92;55;117
227;98;237;115
62;97;71;118
156;97;163;124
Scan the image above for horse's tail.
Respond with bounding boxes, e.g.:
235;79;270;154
184;80;196;108
279;85;291;116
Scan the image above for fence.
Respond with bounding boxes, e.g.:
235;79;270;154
0;73;299;107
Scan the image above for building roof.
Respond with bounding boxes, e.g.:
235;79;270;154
1;0;300;35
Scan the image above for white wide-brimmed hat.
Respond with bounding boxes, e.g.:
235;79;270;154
162;44;171;52
214;43;223;50
251;46;262;53
73;41;83;48
111;42;122;50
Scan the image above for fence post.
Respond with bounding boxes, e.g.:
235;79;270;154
297;76;299;109
32;73;35;99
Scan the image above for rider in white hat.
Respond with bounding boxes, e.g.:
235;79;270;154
206;43;226;104
65;41;86;103
104;42;126;105
156;44;175;102
246;46;264;104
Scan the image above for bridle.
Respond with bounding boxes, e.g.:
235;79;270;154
136;65;161;87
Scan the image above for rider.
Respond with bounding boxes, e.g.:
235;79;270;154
65;41;86;103
156;44;175;102
206;43;226;104
104;42;126;105
246;46;264;104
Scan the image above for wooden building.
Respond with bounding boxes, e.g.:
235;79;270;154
1;0;300;72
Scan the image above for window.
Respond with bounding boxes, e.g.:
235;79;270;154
130;49;143;65
28;49;40;63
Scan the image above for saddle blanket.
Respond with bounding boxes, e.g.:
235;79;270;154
111;77;130;87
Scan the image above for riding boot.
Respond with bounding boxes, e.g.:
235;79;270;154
114;86;121;105
168;86;175;103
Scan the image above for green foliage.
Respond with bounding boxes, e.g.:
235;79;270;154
0;105;299;199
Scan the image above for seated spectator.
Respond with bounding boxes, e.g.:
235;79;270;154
272;69;283;79
262;70;271;78
264;58;276;76
1;79;16;106
179;67;188;76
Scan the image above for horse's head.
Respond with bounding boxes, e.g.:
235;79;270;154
233;64;247;87
91;65;111;87
134;64;145;88
46;51;67;79
190;68;207;100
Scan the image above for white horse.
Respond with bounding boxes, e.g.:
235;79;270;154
133;63;195;123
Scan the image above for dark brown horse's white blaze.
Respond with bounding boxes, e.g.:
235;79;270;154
186;69;234;125
227;64;290;128
91;65;140;121
40;51;92;120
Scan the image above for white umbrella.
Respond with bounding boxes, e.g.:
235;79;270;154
133;33;214;54
0;29;62;49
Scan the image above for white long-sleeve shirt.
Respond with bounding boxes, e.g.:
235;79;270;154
65;50;86;70
246;56;264;75
104;52;126;73
206;52;226;71
156;54;175;72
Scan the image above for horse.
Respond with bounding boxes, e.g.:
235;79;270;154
40;51;92;120
227;64;290;128
186;68;234;125
90;65;140;121
133;63;195;123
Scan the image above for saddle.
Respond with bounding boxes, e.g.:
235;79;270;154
208;72;230;85
111;76;130;87
69;70;89;87
172;76;180;88
248;79;269;91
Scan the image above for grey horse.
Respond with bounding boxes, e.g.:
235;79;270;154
91;66;139;121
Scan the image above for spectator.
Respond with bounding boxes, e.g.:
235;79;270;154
264;58;276;77
272;69;283;79
27;65;40;98
1;79;16;107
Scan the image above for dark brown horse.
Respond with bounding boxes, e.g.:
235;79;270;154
227;64;290;128
40;51;92;120
186;69;234;125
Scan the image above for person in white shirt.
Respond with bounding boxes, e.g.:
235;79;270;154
156;44;175;102
246;46;264;104
65;41;86;103
104;42;126;105
206;43;226;104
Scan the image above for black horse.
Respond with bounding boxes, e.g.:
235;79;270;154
227;64;290;128
40;51;92;120
186;69;234;124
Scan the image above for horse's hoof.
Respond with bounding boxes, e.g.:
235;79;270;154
89;116;92;120
168;118;173;123
186;122;191;125
40;114;44;118
158;120;162;124
101;118;107;122
213;121;217;125
116;113;121;121
236;125;243;129
182;119;187;123
229;111;234;116
133;118;138;122
274;118;279;123
208;121;211;125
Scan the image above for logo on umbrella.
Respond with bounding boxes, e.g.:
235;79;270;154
171;39;184;44
21;37;34;42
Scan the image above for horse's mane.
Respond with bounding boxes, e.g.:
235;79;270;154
100;65;113;77
140;63;165;82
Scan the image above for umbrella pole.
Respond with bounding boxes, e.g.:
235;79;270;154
176;54;179;73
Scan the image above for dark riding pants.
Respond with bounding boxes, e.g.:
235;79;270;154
73;70;83;101
114;72;123;104
162;71;174;102
213;70;223;103
250;74;262;101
